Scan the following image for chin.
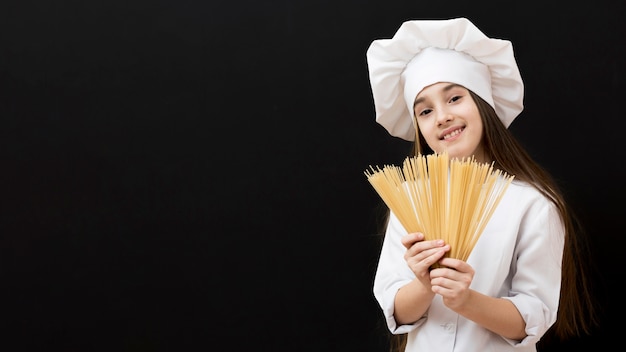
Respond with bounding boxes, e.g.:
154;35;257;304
440;149;467;159
441;144;479;160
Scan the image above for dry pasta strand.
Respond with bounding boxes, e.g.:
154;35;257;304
364;152;515;263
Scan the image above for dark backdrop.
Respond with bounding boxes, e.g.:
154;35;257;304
1;1;623;351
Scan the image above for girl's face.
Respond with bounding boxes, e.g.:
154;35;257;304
413;82;486;162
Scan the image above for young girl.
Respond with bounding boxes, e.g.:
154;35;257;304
366;18;597;351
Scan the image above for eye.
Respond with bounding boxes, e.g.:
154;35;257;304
417;108;432;116
449;95;462;103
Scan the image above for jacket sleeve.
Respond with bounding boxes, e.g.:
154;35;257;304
503;200;564;346
372;211;425;334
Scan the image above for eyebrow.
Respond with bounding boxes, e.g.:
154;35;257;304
413;83;462;109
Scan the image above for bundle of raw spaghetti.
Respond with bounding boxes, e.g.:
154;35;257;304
364;152;514;262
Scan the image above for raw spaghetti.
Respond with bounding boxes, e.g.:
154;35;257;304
364;152;514;262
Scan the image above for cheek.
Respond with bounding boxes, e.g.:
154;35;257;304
417;121;436;140
416;120;428;134
464;106;482;124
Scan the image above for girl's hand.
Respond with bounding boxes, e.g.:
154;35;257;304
401;232;450;284
429;257;475;310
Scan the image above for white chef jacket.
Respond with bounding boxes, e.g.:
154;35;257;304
373;180;564;352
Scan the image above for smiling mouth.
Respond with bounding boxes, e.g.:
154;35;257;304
442;127;464;140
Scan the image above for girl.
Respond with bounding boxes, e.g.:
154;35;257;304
366;18;597;351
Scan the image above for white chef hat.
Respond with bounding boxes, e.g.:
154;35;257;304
366;17;524;141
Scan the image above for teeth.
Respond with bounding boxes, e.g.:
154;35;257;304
443;129;462;140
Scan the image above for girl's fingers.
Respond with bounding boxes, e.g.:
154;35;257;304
400;232;424;248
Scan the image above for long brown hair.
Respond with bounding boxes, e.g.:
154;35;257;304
381;91;598;351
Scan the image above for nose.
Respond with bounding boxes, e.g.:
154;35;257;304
435;109;453;126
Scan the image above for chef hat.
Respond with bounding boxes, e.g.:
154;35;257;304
366;17;524;141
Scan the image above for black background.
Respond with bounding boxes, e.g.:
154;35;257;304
1;1;623;351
